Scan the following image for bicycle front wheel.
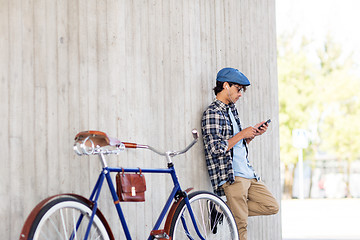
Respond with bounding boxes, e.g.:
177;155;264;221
169;191;239;240
28;197;110;240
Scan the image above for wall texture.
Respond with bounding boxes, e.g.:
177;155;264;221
0;0;281;239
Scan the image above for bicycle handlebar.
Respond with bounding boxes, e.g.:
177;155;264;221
134;129;199;157
74;129;199;158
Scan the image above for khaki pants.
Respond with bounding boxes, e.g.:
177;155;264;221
222;177;279;240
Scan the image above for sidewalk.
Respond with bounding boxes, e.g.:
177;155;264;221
282;198;360;240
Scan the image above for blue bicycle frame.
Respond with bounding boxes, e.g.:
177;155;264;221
84;163;205;240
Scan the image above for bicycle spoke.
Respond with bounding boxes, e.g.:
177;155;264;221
72;209;78;240
49;215;64;239
194;200;208;238
60;208;69;238
39;228;50;240
90;227;99;240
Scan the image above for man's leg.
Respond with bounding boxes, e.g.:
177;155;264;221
247;179;279;216
222;177;251;240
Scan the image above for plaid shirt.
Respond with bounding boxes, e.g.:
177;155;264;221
201;99;244;196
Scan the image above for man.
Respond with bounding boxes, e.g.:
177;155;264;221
201;67;279;239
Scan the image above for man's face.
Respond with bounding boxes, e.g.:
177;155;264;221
226;83;244;103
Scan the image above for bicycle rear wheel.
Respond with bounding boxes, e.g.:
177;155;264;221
28;197;110;240
169;191;239;239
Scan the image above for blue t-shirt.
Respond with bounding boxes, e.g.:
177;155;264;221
228;109;256;179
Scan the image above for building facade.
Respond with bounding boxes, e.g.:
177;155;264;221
0;0;281;239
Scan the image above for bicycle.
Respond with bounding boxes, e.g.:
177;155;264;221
19;129;238;240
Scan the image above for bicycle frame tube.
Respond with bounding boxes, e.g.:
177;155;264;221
85;165;205;240
104;170;132;239
107;166;180;240
84;172;106;240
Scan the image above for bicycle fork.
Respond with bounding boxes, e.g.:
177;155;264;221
181;197;206;240
166;163;205;240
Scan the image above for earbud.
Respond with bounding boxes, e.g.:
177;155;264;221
226;86;229;89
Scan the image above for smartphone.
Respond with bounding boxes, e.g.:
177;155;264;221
258;119;271;129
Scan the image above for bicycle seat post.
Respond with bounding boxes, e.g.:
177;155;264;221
99;153;108;169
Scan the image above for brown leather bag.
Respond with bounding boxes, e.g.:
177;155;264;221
116;168;146;202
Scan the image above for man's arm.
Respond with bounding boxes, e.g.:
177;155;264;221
228;126;257;149
201;109;229;156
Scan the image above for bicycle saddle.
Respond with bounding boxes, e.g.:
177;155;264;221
75;130;123;147
74;130;110;147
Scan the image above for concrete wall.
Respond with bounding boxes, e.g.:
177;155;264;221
0;0;281;239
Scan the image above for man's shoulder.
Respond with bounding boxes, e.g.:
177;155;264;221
202;102;221;120
203;100;223;114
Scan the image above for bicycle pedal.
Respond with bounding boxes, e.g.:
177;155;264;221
150;229;171;239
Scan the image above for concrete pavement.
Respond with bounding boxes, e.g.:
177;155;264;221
282;198;360;240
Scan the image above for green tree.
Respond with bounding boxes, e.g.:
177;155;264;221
278;33;360;198
315;36;360;197
277;33;317;198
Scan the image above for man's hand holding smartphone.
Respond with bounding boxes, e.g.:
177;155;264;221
256;119;271;134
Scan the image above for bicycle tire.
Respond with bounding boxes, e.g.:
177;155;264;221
27;197;111;240
169;191;239;240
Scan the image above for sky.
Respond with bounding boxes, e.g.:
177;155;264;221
276;0;360;64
